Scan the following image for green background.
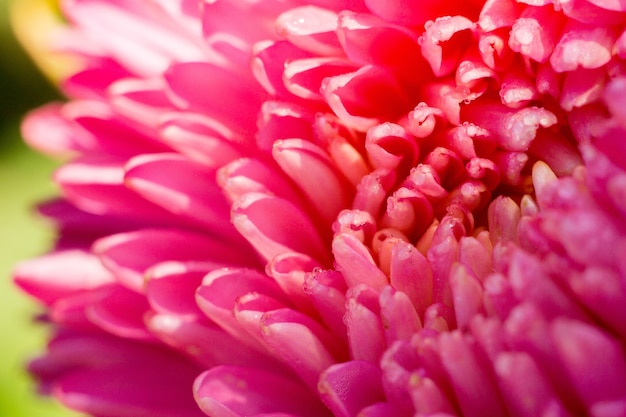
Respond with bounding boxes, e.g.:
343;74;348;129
0;1;80;416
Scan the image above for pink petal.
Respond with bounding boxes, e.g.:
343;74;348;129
337;11;424;71
379;286;422;344
256;100;316;152
438;331;508;417
303;269;348;340
94;229;251;292
365;123;419;173
218;157;304;205
449;263;485;329
478;28;515;71
164;62;265;136
559;67;606;111
388;239;433;317
318;361;385;417
231;192;330;265
144;261;212;317
332;233;388;290
146;314;268;369
283;57;358;100
552;319;626;408
345;285;386;363
463;102;557;152
267;252;322;308
321;66;409;131
275;6;344;56
478;0;524;32
21;103;90;156
252;40;314;97
194;366;329;417
158;112;245;168
86;284;154;340
406;103;446;139
550;21;618;72
108;78;172;129
509;5;565;64
55;156;180;224
261;308;342;388
419;16;475;77
196;268;288;351
495;352;565;417
273;138;352;224
14;250;115;305
364;0;481;26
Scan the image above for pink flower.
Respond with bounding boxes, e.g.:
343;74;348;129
14;0;626;416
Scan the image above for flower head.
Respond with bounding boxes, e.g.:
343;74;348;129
14;0;626;416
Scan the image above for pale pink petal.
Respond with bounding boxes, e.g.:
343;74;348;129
419;16;475;77
275;6;344;56
509;5;565;64
478;0;524;32
550;21;618;72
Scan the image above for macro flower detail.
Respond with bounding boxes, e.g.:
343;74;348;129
12;0;626;416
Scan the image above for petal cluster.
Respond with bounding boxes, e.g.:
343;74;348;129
14;0;626;416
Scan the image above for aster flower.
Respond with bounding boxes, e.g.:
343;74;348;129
12;0;626;416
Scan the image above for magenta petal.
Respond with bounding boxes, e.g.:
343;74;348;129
551;319;626;408
218;157;304;205
164;62;265;136
196;268;287;350
495;352;564;417
318;361;386;417
56;361;203;417
146;313;269;370
158;112;245;168
86;284;154;340
108;78;172;128
194;366;329;417
14;250;115;305
438;331;507;417
94;229;252;292
232;192;330;264
145;261;212;317
261;308;342;388
124;153;239;238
